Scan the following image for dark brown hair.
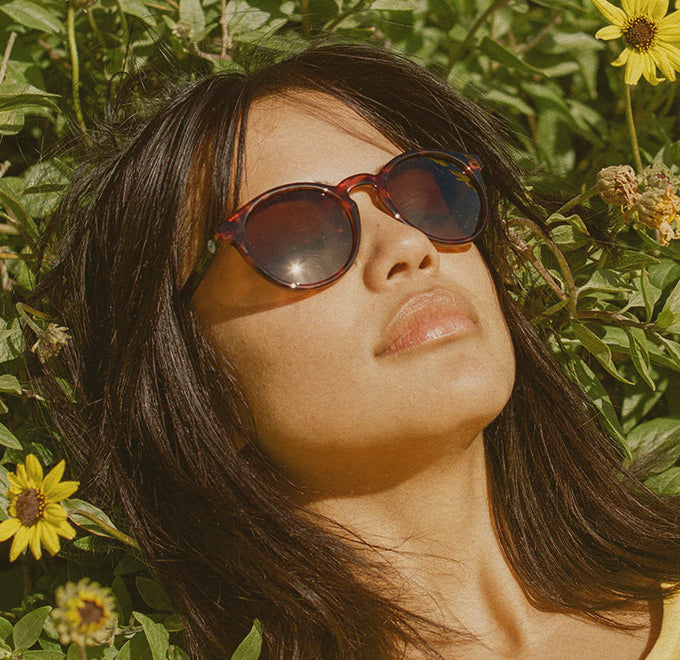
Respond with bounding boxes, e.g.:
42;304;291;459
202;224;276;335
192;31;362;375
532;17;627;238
38;43;680;658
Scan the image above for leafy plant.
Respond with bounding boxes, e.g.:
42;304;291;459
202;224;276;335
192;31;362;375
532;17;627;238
0;0;678;657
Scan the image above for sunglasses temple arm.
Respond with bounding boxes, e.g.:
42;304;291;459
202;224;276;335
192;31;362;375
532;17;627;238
180;238;221;300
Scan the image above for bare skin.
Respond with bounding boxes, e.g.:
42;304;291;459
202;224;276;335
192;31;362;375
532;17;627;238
193;92;660;658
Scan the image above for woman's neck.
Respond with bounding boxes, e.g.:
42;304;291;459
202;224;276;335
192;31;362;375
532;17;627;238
301;434;655;657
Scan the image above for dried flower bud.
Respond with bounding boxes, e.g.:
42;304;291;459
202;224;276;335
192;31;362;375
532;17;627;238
597;165;639;208
30;323;70;363
638;162;679;191
172;21;195;41
634;187;680;245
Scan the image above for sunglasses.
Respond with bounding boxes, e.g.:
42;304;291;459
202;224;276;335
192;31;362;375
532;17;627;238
184;150;488;296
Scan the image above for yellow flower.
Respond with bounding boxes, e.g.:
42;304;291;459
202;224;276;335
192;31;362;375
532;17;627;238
51;579;117;647
592;0;680;85
0;454;78;561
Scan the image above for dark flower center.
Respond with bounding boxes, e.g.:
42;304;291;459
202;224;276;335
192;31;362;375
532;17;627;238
15;488;45;526
78;600;106;628
622;16;658;51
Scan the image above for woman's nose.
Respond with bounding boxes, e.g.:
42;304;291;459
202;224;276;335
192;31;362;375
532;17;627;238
351;191;441;292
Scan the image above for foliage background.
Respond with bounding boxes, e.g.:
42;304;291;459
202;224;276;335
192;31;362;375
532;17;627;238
0;0;679;657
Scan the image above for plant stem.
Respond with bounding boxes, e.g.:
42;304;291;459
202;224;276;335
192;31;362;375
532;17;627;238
78;644;87;660
510;216;578;316
220;0;230;58
0;31;17;86
556;185;598;215
66;3;87;134
508;228;567;300
624;84;642;173
86;8;107;49
326;0;367;30
451;0;511;62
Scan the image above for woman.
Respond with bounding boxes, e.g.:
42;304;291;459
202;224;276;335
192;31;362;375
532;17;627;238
40;43;680;658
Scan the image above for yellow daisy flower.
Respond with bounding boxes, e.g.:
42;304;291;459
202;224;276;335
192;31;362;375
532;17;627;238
0;454;78;561
51;579;118;647
592;0;680;85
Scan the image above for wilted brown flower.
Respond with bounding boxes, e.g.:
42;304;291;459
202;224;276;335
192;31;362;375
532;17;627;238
596;164;639;208
634;187;680;245
638;162;679;190
30;323;70;363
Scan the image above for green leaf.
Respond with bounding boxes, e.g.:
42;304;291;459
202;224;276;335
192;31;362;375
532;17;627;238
570;357;625;444
0;108;24;135
646;467;680;495
62;499;119;538
13;606;51;651
0;374;21;394
0;617;12;641
179;0;205;37
371;0;420;9
547;212;589;234
571;323;633;384
135;577;173;611
625;328;655;391
640;268;661;322
231;619;262;660
0;183;40;239
625;417;680;472
0;422;21;449
478;37;544;77
111;576;132;623
658;279;680;332
133;612;169;660
0;0;64;33
113;634;152;660
22;651;65;659
118;0;157;25
656;335;680;371
114;551;148;576
168;646;190;660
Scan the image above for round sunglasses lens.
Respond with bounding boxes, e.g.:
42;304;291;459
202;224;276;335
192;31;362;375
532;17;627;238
386;155;483;242
243;190;354;287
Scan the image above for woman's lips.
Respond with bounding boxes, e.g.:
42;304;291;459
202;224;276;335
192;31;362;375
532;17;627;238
375;288;478;357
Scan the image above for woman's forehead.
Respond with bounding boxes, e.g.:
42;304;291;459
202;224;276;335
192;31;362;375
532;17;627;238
240;91;400;198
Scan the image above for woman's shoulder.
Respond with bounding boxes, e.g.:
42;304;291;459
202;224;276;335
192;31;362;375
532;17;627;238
646;590;680;659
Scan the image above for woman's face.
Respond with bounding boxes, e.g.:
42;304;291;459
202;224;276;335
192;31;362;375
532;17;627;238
192;92;515;495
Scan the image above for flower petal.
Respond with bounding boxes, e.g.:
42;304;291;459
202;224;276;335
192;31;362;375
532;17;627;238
596;24;624;39
9;525;31;561
0;517;21;541
41;522;61;555
612;48;631;65
592;0;627;25
15;464;28;487
657;41;680;67
658;10;680;36
44;502;68;523
55;520;76;540
622;0;640;14
642;52;663;83
46;480;79;502
646;0;669;20
625;49;646;83
28;525;42;560
25;455;43;485
652;46;677;78
7;472;24;491
42;460;65;494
